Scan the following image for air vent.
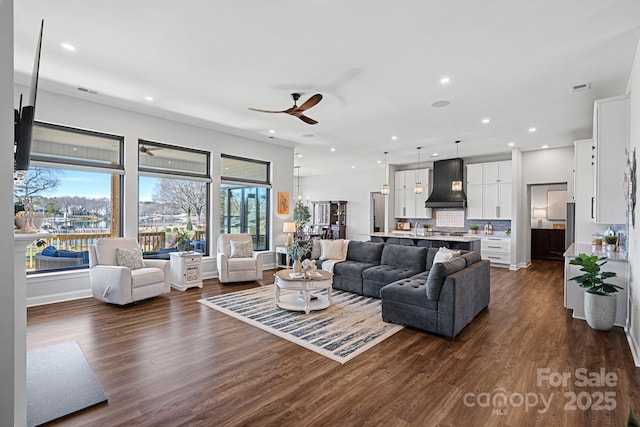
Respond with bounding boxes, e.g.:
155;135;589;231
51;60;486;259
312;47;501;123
571;82;591;93
77;86;98;95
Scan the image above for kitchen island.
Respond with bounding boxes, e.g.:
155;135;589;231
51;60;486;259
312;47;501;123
371;232;482;252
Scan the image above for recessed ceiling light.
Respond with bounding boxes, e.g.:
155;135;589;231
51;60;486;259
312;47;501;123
268;129;275;134
330;148;336;152
297;153;303;158
377;160;382;164
508;142;515;147
542;145;549;149
351;165;356;169
145;96;153;101
528;127;537;133
61;43;76;51
302;133;314;138
440;76;450;85
431;152;439;157
391;136;398;141
431;100;451;108
482;118;490;124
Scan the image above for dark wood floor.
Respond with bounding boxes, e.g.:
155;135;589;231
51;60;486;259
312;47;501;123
27;260;640;426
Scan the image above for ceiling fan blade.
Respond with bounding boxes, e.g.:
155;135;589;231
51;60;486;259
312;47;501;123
298;114;318;125
296;94;322;112
248;107;288;114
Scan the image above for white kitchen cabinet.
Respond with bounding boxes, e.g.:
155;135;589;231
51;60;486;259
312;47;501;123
592;95;629;225
481;236;511;267
466;161;512;220
394;169;431;219
573;139;602;243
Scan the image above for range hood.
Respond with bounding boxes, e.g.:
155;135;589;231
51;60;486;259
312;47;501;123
425;158;467;208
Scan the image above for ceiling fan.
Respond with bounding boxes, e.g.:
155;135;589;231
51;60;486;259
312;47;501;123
139;145;162;156
249;93;322;125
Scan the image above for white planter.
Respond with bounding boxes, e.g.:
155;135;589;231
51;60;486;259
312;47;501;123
584;292;617;331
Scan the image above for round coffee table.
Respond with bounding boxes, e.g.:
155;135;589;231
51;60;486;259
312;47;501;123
274;269;333;314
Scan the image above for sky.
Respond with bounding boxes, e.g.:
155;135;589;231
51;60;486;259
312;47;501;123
32;170;155;201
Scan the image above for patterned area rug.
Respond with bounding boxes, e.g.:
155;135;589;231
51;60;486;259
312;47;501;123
198;285;403;364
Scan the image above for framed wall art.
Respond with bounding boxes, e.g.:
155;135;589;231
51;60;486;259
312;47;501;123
278;192;290;215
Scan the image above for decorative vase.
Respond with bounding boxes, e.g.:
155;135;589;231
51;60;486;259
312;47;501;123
293;259;302;274
584;292;616;331
177;243;187;252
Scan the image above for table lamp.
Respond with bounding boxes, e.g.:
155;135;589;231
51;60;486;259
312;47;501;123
283;222;296;247
533;208;546;228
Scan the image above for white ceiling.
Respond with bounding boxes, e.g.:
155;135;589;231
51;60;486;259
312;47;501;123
13;0;640;176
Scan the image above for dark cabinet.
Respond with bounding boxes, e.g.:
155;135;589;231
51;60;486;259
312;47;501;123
531;228;565;260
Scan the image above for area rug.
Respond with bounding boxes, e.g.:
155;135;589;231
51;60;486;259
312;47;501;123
27;341;107;427
198;285;403;364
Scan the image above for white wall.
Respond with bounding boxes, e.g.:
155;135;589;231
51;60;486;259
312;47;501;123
1;2;18;425
626;38;640;365
300;167;382;241
20;86;294;305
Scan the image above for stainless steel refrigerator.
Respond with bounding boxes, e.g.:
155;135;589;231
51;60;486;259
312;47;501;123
565;202;575;250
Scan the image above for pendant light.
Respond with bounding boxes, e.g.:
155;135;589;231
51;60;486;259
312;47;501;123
381;152;390;195
414;147;423;194
452;141;463;191
294;166;302;200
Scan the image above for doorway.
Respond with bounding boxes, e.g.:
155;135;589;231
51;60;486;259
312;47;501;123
371;192;386;233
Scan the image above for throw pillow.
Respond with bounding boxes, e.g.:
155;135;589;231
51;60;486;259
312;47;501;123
433;247;461;264
319;239;345;261
310;239;321;259
41;245;58;257
116;247;145;270
230;240;253;258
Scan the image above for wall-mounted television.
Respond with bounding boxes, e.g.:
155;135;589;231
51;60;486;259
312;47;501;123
14;19;44;184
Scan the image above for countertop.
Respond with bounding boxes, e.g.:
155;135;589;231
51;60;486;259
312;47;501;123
371;231;482;242
563;243;628;262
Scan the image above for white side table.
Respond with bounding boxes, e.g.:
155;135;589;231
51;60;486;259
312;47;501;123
170;252;203;291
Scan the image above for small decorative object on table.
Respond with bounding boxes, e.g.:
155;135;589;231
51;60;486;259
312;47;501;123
171;227;194;252
469;225;479;234
288;238;313;274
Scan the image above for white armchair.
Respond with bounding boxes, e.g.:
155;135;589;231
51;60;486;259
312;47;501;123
217;234;264;283
88;237;171;305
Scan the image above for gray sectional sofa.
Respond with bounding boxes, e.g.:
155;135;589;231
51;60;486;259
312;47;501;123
316;240;490;338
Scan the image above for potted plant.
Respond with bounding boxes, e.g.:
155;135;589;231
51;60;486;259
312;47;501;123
469;225;479;234
569;253;621;331
293;201;311;237
171;227;195;252
288;238;313;273
604;234;617;252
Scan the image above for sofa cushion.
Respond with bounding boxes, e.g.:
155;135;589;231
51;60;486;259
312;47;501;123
96;238;140;265
333;260;377;277
380;244;426;271
426;257;466;300
380;277;438;310
320;239;346;260
460;251;481;267
58;249;83;258
362;265;420;284
346;240;384;264
116;247;145;270
42;245;58;257
228;257;257;272
131;267;165;288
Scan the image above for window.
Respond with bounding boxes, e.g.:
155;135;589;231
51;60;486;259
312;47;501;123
17;122;124;273
138;140;210;257
220;155;270;250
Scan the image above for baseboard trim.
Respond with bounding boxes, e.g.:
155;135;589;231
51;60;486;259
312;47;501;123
626;328;640;367
27;290;92;307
